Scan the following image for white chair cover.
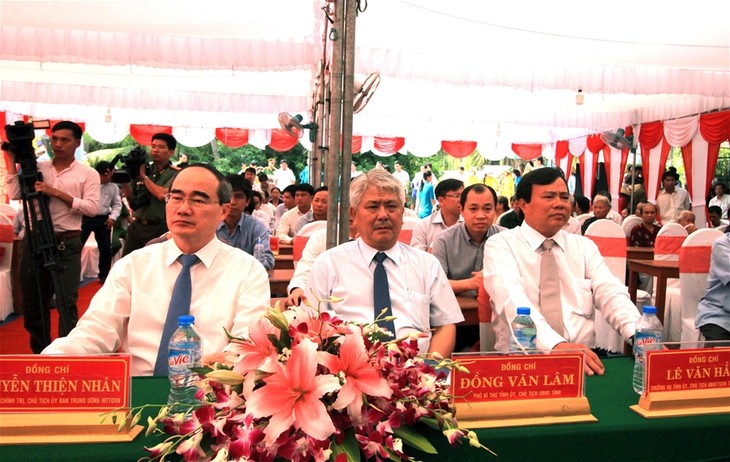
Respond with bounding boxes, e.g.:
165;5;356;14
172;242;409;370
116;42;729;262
292;220;327;267
80;232;100;280
576;213;592;225
0;213;14;321
584;219;629;353
654;223;687;340
621;216;642;238
677;228;723;345
398;217;418;245
0;204;17;222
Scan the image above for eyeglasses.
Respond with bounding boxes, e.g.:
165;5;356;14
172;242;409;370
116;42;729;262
164;193;218;208
444;193;462;199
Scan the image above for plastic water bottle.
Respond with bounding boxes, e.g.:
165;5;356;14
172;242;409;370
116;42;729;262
253;236;266;266
167;315;201;414
509;307;537;353
632;306;663;394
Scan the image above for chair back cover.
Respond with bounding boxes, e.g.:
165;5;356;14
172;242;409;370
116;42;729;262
0;213;14;321
584;219;627;353
621;215;642;238
678;228;723;344
293;220;327;263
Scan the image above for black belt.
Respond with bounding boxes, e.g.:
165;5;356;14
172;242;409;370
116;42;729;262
55;230;81;240
136;218;164;226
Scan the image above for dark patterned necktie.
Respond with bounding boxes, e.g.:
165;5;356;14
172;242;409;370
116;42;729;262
373;252;396;338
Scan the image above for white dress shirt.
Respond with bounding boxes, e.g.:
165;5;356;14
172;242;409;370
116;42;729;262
709;194;730;218
287;227;327;294
409;210;463;251
97;182;123;219
305;239;464;353
656;187;691;224
42;237;270;375
6;159;100;232
276;207;308;243
483;223;640;351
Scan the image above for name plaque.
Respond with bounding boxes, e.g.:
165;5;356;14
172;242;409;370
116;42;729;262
646;348;730;393
452;354;584;402
451;353;596;428
631;347;730;418
0;355;131;412
0;354;142;445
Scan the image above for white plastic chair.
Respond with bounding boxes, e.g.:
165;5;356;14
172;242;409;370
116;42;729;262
677;228;723;345
576;213;592;225
0;213;15;321
654;223;687;340
621;216;642;238
584;219;633;353
79;232;100;280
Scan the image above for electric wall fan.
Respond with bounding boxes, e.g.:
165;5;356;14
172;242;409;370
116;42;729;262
278;113;318;143
353;72;381;114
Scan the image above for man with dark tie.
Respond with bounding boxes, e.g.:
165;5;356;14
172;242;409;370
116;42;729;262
483;168;640;375
305;169;463;358
42;164;270;376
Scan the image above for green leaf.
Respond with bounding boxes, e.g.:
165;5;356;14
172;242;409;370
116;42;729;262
393;426;438;454
330;429;361;462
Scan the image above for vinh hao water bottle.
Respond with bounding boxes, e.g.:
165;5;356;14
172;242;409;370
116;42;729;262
167;315;202;414
632;306;664;394
509;307;537;353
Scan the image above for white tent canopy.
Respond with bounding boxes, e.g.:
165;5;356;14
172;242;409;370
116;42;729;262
1;0;729;148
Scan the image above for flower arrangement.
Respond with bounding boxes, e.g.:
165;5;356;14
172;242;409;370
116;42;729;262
118;299;491;461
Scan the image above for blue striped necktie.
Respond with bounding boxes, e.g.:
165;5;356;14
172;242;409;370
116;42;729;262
153;254;200;376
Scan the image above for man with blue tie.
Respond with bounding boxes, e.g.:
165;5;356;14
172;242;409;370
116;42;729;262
43;164;270;376
305;169;463;358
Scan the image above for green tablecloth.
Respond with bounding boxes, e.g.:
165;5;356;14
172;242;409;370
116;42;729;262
3;357;729;461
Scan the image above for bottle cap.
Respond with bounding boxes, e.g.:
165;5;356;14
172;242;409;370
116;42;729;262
642;306;657;315
516;307;530;315
178;315;195;326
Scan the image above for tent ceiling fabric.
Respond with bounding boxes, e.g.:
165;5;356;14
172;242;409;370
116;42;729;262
1;0;729;147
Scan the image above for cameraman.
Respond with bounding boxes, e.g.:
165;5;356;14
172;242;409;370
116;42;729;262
121;133;179;256
4;121;100;353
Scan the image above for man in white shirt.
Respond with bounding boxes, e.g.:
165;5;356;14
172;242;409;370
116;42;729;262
656;169;691;224
276;184;314;244
410;178;464;251
709;183;730;218
80;161;123;283
272;159;296;191
483;167;640;375
43;164;270;376
305;169;464;358
392;161;410;197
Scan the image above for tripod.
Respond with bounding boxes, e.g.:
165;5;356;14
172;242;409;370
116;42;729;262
4;121;74;346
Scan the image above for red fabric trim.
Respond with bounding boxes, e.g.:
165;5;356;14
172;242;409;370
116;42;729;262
699;110;730;144
654;235;685;255
586;236;627;257
373;136;405;155
351;136;362;154
215;128;249;148
268;129;298;152
441;140;477;158
130;125;173;146
0;224;14;243
293;235;309;262
397;229;412;244
0;112;6;142
679;246;712;273
511;143;542;160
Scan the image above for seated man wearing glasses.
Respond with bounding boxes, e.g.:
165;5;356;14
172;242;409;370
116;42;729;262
43;164;271;376
410;179;464;251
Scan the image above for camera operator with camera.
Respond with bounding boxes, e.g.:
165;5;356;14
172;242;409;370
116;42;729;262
121;133;179;256
4;121;100;353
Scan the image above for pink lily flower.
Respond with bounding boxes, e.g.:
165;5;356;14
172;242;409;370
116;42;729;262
229;316;280;376
319;332;393;425
245;338;341;444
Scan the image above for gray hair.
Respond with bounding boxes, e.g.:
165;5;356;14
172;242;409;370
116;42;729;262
592;194;611;207
349;168;405;209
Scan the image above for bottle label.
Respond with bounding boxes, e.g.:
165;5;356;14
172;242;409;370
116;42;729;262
169;348;196;374
634;331;661;357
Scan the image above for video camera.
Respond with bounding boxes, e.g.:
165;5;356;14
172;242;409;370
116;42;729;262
109;145;148;184
1;120;50;174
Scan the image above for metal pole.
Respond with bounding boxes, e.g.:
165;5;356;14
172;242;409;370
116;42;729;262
338;0;356;245
325;0;345;249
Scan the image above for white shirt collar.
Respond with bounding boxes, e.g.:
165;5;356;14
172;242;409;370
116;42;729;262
164;236;221;269
519;221;567;252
